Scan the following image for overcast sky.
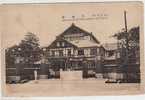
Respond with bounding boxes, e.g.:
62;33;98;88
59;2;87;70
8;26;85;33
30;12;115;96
1;2;143;48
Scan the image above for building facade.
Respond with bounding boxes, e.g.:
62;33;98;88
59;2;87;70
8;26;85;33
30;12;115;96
5;23;140;83
45;23;104;78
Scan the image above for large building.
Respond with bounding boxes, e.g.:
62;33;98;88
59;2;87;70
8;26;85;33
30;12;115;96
5;23;140;83
45;23;104;78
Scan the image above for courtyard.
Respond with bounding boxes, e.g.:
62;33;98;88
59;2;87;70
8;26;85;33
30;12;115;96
5;79;141;96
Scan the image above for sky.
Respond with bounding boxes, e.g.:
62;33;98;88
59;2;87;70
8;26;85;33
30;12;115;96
1;2;143;48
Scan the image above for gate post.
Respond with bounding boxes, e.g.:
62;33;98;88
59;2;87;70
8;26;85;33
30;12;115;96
83;60;88;78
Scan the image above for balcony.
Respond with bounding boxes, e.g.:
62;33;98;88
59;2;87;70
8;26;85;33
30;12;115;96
47;54;97;59
104;55;116;60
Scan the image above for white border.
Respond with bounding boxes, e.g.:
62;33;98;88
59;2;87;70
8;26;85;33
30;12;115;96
0;0;144;4
0;0;145;100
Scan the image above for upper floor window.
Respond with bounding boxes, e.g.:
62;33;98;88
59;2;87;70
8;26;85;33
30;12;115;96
67;49;71;56
51;51;55;56
56;42;60;47
59;50;63;56
97;48;100;54
78;49;84;55
90;48;97;55
108;51;114;57
62;42;65;47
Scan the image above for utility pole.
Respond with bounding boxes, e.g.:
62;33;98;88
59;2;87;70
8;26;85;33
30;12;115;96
124;11;129;53
124;11;129;81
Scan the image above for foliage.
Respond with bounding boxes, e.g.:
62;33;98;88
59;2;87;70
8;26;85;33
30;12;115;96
113;26;140;65
5;45;18;67
113;26;139;49
6;32;42;65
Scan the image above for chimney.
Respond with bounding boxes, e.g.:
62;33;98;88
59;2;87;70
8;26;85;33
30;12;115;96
72;23;75;26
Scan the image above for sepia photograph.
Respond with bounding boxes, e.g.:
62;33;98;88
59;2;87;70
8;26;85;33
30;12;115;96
1;1;144;96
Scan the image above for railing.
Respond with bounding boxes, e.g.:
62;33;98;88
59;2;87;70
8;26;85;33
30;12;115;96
104;55;116;60
47;54;96;58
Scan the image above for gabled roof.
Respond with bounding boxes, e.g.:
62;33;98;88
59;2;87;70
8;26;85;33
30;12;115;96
59;23;100;43
48;36;100;49
60;23;90;36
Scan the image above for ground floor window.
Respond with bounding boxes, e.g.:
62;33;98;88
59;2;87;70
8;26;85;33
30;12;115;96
78;49;84;55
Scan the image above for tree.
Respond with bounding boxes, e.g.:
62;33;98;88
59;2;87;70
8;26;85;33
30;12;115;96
19;32;41;64
113;26;139;45
113;26;140;82
6;32;41;66
5;45;19;67
113;26;139;60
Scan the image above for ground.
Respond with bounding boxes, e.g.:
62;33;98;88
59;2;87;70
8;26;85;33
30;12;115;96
4;79;142;97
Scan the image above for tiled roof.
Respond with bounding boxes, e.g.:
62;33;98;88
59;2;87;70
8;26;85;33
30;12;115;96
67;39;101;48
48;37;77;49
103;43;118;50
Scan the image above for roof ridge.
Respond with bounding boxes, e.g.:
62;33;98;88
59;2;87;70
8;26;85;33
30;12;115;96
58;23;100;43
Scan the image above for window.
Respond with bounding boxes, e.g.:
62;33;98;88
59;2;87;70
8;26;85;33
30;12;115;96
51;51;55;56
59;50;63;56
62;42;65;47
84;49;90;56
97;48;100;54
108;51;114;57
55;51;59;56
90;48;97;55
56;42;60;47
67;49;71;56
78;61;83;67
78;49;84;55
